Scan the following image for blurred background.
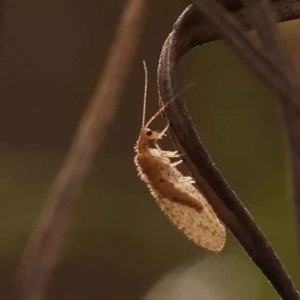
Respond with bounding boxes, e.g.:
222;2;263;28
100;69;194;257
0;0;299;299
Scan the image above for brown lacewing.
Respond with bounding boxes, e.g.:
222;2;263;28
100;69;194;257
134;62;226;252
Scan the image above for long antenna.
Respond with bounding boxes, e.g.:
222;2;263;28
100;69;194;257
142;60;148;127
145;82;195;128
145;99;171;128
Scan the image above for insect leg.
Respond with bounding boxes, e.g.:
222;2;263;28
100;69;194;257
154;123;170;154
164;150;182;158
171;160;183;167
158;123;170;139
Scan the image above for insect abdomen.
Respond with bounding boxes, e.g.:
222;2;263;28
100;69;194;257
135;151;226;252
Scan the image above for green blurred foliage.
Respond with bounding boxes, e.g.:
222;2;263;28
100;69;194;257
0;0;299;299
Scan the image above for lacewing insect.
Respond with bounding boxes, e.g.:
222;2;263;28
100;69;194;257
134;62;226;252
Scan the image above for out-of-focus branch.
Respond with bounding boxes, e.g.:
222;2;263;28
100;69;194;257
191;0;300;110
158;3;300;299
242;0;300;244
18;1;147;300
241;0;289;67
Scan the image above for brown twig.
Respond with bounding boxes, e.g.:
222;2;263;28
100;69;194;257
18;1;147;299
158;3;300;299
191;0;300;109
241;0;291;70
241;0;300;243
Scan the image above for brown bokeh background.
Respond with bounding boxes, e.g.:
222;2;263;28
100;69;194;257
0;1;299;299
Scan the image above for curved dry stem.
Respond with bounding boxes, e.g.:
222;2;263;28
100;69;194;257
18;1;147;300
158;3;300;300
241;0;300;246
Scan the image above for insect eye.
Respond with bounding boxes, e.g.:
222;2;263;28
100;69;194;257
146;130;152;136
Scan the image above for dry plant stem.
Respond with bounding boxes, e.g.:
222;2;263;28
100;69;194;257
18;1;147;300
242;0;300;242
191;0;300;110
241;0;292;72
158;4;300;300
193;0;300;262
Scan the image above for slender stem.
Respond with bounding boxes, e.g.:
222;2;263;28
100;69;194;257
158;4;300;299
241;0;300;247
